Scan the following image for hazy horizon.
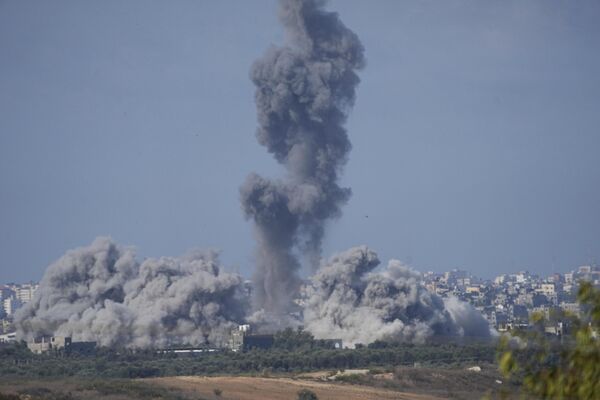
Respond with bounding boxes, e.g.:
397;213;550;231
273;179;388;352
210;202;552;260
1;0;599;282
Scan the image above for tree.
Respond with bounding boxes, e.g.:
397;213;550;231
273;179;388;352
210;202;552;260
498;281;600;399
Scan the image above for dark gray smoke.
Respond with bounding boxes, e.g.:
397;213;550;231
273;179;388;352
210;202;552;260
302;246;494;347
15;237;247;348
240;0;365;315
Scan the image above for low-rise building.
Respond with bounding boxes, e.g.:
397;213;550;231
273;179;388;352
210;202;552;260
465;285;481;295
538;283;556;297
27;336;72;354
0;332;16;343
227;324;275;351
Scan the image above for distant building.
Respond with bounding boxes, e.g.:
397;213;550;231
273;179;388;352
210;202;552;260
27;336;96;355
545;322;566;336
3;297;22;316
227;324;275;351
1;319;13;334
578;265;592;274
0;286;15;301
465;286;481;295
563;283;574;294
549;273;563;284
228;324;250;351
512;304;529;322
0;332;16;343
242;334;274;350
515;271;529;284
27;336;72;354
443;269;468;286
539;283;556;297
564;273;573;284
16;284;38;304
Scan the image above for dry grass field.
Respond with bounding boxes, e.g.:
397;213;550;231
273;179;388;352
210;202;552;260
0;376;442;400
0;366;516;399
151;375;444;400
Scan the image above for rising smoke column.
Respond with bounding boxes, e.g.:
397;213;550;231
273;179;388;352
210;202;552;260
240;0;365;315
303;246;493;347
15;237;248;348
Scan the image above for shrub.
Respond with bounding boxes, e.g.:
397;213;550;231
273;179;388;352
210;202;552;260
297;388;318;400
498;281;600;399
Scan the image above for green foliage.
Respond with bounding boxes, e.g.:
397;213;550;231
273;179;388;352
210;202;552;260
0;341;31;358
0;379;200;400
297;388;319;400
0;336;495;379
273;327;342;351
498;281;600;399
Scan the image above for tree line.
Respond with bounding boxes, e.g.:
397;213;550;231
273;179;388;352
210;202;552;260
0;338;495;379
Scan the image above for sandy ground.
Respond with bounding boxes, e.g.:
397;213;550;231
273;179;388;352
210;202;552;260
150;376;447;400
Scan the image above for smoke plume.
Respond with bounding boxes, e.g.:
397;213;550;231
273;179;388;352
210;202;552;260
16;1;496;350
240;0;365;314
15;237;247;348
302;246;493;347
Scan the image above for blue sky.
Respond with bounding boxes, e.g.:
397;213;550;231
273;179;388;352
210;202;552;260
1;0;599;282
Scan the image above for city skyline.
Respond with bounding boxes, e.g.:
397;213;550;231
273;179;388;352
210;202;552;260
3;262;599;337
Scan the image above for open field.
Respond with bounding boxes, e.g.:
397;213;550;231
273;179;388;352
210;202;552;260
151;375;443;400
148;365;517;399
0;365;518;399
0;376;445;400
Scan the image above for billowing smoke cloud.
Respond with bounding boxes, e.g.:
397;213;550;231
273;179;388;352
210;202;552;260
16;1;496;350
302;246;493;347
240;0;365;314
15;237;247;348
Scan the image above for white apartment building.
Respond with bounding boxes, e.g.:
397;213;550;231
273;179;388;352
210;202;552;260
16;284;38;303
2;297;23;316
539;283;556;297
564;273;573;284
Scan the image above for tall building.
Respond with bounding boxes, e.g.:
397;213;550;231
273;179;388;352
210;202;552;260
2;297;23;316
16;283;38;303
0;286;15;302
